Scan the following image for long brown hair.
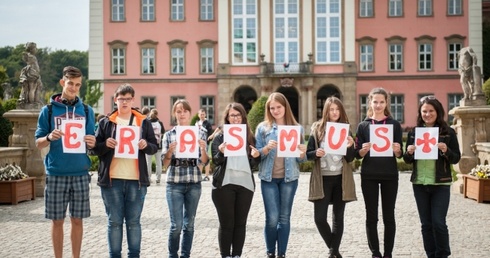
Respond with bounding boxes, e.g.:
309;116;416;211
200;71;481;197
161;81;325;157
222;102;255;147
312;96;350;142
263;92;298;129
366;87;392;118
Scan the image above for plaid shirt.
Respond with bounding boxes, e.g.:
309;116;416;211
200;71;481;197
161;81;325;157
162;126;208;183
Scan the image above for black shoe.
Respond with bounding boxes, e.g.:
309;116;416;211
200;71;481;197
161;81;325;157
266;253;275;258
277;255;285;258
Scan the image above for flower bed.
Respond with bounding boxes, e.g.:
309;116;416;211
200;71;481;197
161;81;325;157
0;164;35;205
464;165;490;203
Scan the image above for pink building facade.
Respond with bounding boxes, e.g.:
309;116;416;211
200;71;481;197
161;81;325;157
89;0;483;132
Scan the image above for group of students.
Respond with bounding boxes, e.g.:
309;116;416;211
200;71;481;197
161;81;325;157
34;66;460;258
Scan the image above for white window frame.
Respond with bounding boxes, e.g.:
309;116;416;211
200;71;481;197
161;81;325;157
359;95;368;122
391;95;404;123
448;42;462;70
200;0;214;21
111;48;126;74
171;0;184;21
388;0;403;17
359;0;373;17
389;44;403;71
232;0;258;65
141;0;155;21
274;0;300;65
448;0;462;15
141;48;155;74
448;93;463;123
360;44;374;72
418;0;432;16
112;0;125;21
142;96;156;109
200;96;215;125
200;47;214;74
315;0;342;64
171;47;185;74
418;43;433;71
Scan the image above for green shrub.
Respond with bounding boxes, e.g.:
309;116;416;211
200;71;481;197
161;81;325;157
299;161;314;172
89;155;99;171
3;98;17;112
0;103;13;147
190;113;199;126
248;96;268;134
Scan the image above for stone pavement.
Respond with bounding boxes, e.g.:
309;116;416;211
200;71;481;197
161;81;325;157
1;172;489;258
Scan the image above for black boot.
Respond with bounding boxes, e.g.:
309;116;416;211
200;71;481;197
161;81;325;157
266;253;275;258
277;255;286;258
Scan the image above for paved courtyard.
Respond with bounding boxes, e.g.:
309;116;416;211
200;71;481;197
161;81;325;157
1;172;489;258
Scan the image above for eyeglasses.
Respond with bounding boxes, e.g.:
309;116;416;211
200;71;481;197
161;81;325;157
420;95;436;103
116;97;133;103
229;114;242;119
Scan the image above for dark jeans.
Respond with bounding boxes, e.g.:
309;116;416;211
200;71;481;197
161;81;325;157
212;184;254;258
413;184;451;258
314;175;345;254
361;178;398;257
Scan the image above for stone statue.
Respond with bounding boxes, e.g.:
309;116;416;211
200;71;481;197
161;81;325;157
18;42;43;108
2;82;12;100
458;47;484;101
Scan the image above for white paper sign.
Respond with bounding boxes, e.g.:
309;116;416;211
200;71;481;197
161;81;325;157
61;120;86;154
369;124;393;157
175;126;199;159
114;125;140;159
277;125;301;157
324;122;349;156
223;124;247;156
414;127;439;160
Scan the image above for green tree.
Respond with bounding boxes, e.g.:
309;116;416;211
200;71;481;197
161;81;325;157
0;103;13;147
0;65;9;98
247;96;268;134
483;78;490;105
84;80;104;108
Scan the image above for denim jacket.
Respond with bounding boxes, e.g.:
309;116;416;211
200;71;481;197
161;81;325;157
255;122;307;182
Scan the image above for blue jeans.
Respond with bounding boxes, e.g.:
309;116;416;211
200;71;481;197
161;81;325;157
100;179;147;258
413;184;451;258
261;178;298;256
166;182;202;258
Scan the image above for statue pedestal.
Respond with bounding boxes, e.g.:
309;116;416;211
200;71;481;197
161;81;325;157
3;109;45;197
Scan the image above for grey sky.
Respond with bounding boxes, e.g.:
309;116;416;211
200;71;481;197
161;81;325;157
0;0;89;51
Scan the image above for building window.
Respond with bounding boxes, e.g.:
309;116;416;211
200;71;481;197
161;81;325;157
200;96;215;125
171;0;184;21
448;93;463;123
359;0;373;17
232;0;258;64
171;48;184;74
200;47;214;74
275;0;300;65
448;0;462;15
360;44;374;72
418;0;432;16
359;95;368;122
389;0;403;17
142;96;156;109
448;43;462;70
111;47;126;74
200;0;214;21
418;43;433;71
315;0;342;64
141;0;155;21
391;95;404;123
388;43;403;71
170;96;185;125
112;0;125;21
141;48;155;74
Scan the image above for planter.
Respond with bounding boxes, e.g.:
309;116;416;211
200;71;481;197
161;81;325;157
463;175;490;203
0;177;36;205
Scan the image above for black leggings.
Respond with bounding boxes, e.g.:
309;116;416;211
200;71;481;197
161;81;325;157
212;184;254;258
361;178;398;257
313;175;346;254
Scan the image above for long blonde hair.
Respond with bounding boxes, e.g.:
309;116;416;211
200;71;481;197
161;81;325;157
263;92;298;129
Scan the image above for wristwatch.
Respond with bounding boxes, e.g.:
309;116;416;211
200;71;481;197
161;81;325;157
46;134;52;142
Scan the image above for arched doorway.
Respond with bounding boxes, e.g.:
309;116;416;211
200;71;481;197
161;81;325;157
277;86;299;122
316;85;341;120
233;86;258;113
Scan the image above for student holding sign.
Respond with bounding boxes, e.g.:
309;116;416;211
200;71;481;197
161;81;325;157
354;88;403;258
90;84;158;258
403;96;460;258
255;93;307;258
306;97;356;258
210;103;260;258
35;66;96;258
161;99;209;258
